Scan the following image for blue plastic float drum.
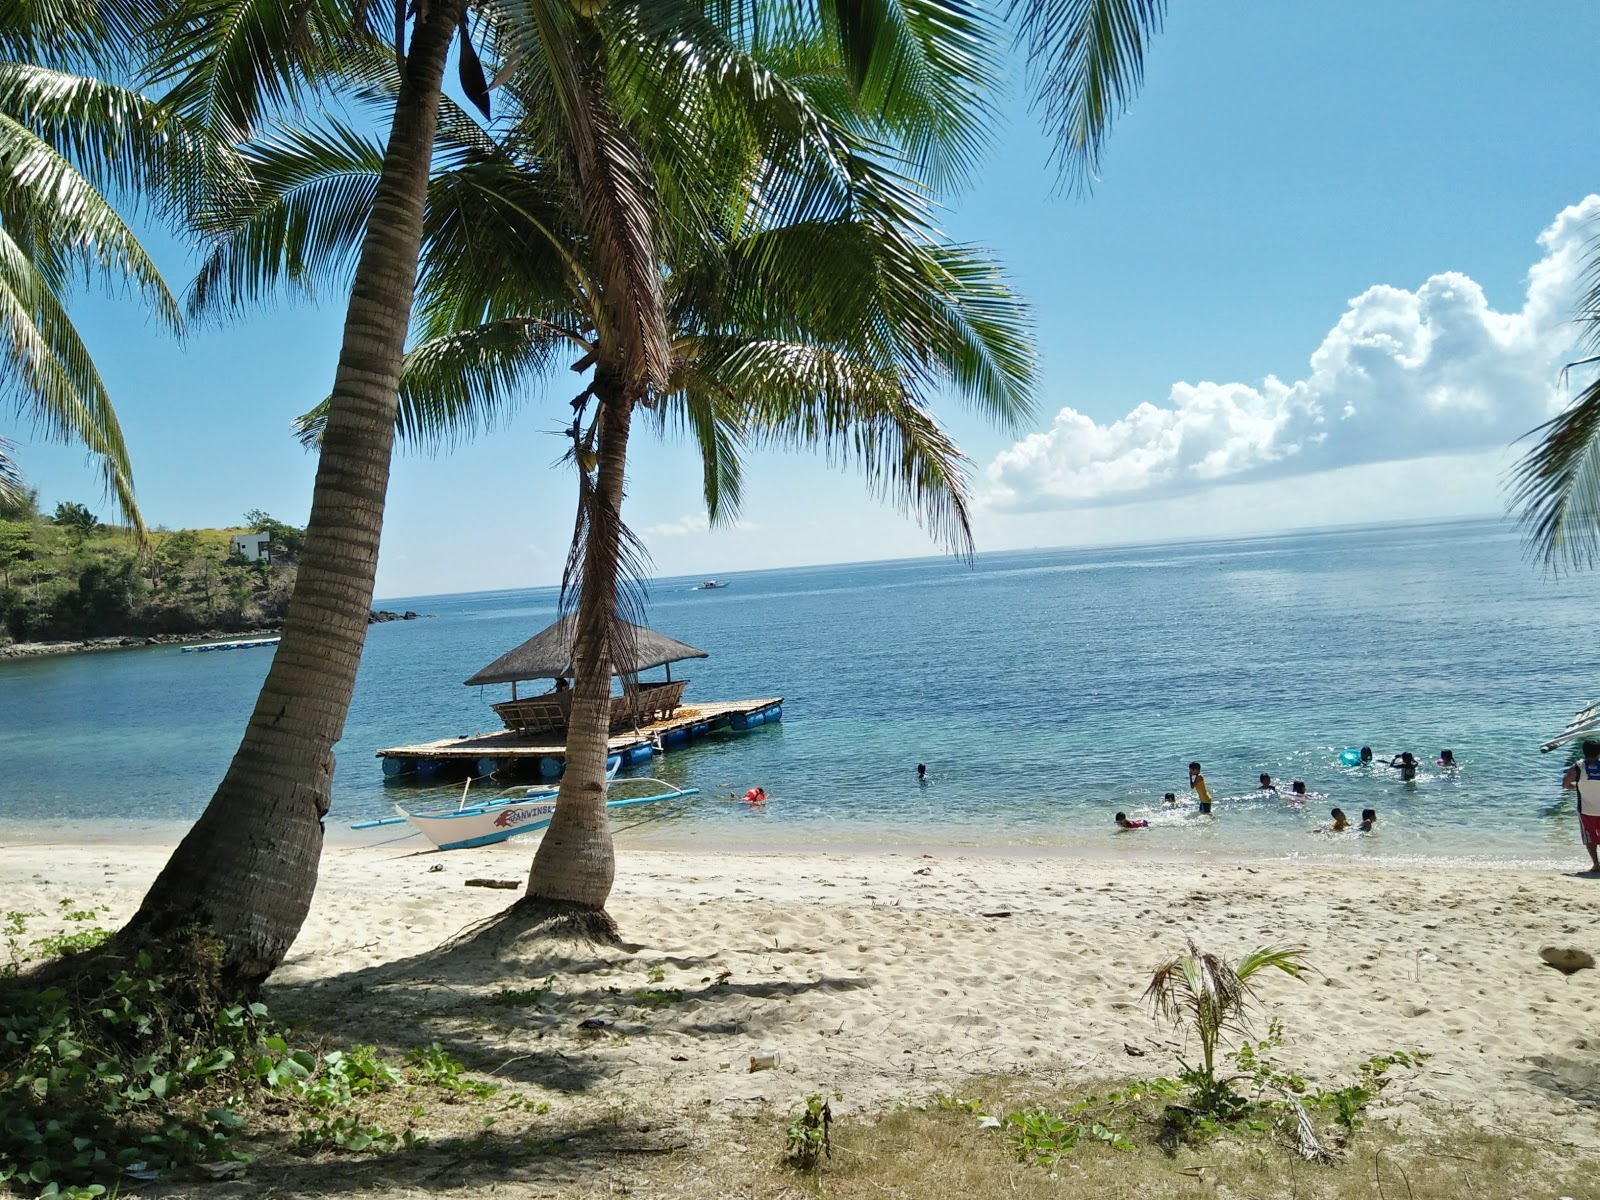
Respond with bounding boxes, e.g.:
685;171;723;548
1338;748;1362;767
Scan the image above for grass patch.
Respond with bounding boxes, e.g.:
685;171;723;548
730;1078;1597;1199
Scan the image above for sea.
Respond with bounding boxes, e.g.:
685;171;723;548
1;517;1594;867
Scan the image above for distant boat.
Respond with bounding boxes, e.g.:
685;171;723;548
180;637;280;654
692;580;730;590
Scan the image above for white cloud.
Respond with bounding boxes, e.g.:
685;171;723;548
643;512;709;537
641;512;761;538
983;197;1599;512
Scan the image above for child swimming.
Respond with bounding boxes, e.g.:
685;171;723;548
1315;807;1349;833
1114;811;1148;830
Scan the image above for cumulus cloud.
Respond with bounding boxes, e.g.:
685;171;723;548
983;197;1599;512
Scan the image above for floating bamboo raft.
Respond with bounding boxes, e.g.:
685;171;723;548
375;697;783;780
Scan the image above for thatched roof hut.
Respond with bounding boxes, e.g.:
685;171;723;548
463;615;708;686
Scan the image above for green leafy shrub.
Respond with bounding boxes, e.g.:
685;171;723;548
1307;1050;1428;1136
0;948;540;1194
784;1093;838;1171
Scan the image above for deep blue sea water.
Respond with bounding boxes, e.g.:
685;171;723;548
1;518;1594;864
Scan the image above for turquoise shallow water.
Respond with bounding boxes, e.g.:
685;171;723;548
0;518;1593;864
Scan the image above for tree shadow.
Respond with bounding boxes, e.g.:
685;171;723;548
263;915;870;1093
153;1113;694;1199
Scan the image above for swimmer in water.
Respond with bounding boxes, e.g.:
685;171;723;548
1360;746;1373;764
1189;762;1212;814
1358;808;1377;833
916;763;927;783
1163;792;1177;804
1291;780;1308;797
1259;773;1276;793
1115;811;1148;830
1316;807;1349;833
743;787;767;806
1384;752;1419;781
1437;749;1456;768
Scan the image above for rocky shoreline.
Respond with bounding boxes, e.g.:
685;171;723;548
0;610;424;661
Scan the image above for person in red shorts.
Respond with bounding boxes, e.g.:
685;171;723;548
1561;739;1600;873
1114;811;1148;830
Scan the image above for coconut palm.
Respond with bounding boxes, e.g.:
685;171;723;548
1144;939;1309;1096
120;0;487;983
0;0;195;532
259;9;1030;929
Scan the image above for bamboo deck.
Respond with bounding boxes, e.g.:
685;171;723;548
374;697;783;774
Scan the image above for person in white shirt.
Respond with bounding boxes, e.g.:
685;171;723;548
1561;739;1600;873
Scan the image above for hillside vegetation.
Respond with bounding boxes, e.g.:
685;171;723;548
0;495;302;645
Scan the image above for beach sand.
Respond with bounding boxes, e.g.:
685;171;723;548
6;836;1600;1191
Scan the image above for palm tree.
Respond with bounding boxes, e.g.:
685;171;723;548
1144;939;1309;1097
265;19;1032;931
120;0;483;984
0;0;192;532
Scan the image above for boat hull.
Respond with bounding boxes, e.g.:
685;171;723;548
399;786;700;851
405;798;559;851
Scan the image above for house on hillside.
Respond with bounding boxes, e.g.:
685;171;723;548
230;532;271;562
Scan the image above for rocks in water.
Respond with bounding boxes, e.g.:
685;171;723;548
1539;946;1596;975
368;609;422;623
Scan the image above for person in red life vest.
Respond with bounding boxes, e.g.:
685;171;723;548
1562;739;1600;873
743;787;767;806
1114;811;1147;830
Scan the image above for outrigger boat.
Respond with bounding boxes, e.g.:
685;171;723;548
691;580;730;590
1540;700;1600;753
351;764;699;851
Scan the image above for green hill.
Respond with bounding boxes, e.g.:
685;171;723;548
0;500;302;646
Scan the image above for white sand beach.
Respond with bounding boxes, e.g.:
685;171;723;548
7;834;1600;1164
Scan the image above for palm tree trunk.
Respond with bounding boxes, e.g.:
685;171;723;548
122;0;469;989
525;372;633;923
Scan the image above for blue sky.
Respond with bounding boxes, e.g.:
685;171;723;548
13;0;1600;598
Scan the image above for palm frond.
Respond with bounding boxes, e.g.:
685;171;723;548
0;61;226;221
686;336;977;554
0;223;140;532
295;316;573;451
1234;945;1311;985
187;117;388;316
142;0;359;141
0;436;25;510
1511;369;1600;572
651;384;748;523
1011;0;1164;194
811;0;1000;190
0;110;180;332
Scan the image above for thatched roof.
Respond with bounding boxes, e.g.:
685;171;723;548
464;615;709;686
